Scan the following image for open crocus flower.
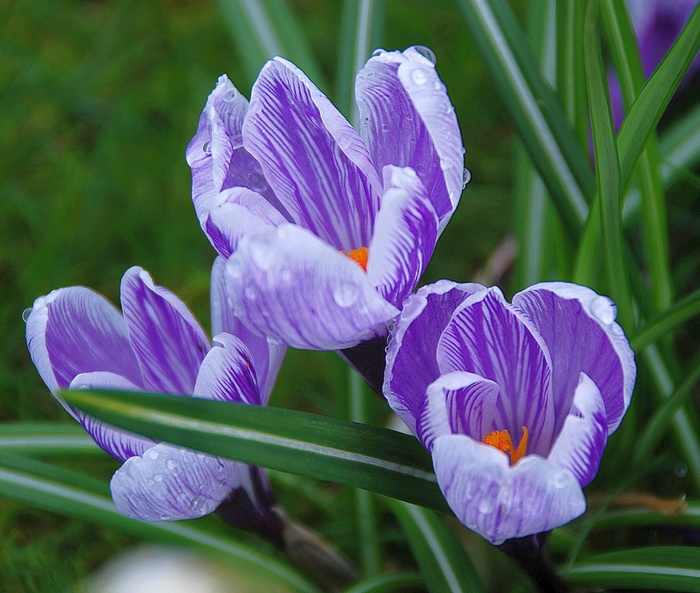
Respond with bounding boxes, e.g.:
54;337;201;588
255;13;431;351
383;281;636;544
25;259;285;535
186;46;466;351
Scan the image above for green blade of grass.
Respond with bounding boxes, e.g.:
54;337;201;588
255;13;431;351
632;287;700;351
62;388;449;513
561;546;700;592
591;501;700;532
0;452;321;593
0;422;101;456
342;571;423;593
386;499;485;593
584;0;633;329
456;0;593;238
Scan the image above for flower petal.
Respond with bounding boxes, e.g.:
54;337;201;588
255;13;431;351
120;267;211;395
211;257;285;401
432;434;586;544
69;371;155;462
227;224;398;350
437;289;555;456
242;58;382;249
206;187;287;258
548;373;608;487
186;75;284;225
193;333;261;406
513;282;635;434
383;281;487;433
418;371;499;452
111;443;245;521
25;286;142;393
367;166;439;307
356;46;465;229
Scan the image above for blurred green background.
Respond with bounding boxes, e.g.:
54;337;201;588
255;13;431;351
0;1;513;589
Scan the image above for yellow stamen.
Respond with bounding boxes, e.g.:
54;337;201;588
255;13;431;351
482;427;529;466
342;246;369;271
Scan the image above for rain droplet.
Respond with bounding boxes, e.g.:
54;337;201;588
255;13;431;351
202;141;212;154
244;286;257;301
412;45;437;65
410;68;427;85
550;472;570;489
166;459;177;471
478;498;496;513
380;123;390;132
676;463;688;478
250;240;274;270
227;258;243;280
249;100;263;115
591;295;616;325
230;132;243;149
462;167;472;189
33;296;46;309
337;133;353;150
153;473;163;482
146;449;159;460
372;48;386;57
159;513;172;521
433;81;445;92
190;496;205;513
223;88;237;101
21;308;32;322
333;283;359;308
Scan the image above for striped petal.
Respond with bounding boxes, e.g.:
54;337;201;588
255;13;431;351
226;224;398;350
242;58;382;250
383;281;487;433
437;289;555;456
111;443;245;521
513;282;635;434
433;434;586;544
356;46;465;229
120;267;211;395
367;166;439;308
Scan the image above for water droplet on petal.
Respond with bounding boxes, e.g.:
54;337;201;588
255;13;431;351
372;48;386;57
166;459;177;471
244;286;257;301
337;133;353;150
333;283;359;308
412;45;437;65
676;463;688;478
550;472;570;489
223;88;238;101
33;296;47;309
462;167;472;189
380;123;390;132
21;308;32;322
146;448;159;460
591;295;616;325
410;68;427;85
159;512;172;520
250;240;274;270
478;498;496;513
202;141;212;154
249;100;263;115
153;473;163;482
230;132;243;149
227;258;243;280
190;496;205;513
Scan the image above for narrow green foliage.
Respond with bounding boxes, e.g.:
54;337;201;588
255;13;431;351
632;287;700;350
0;422;100;456
342;571;423;593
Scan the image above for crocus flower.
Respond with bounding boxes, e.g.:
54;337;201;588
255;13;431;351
383;281;636;544
610;0;699;130
186;46;466;351
25;259;285;534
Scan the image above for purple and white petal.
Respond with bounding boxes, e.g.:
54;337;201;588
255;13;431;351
193;333;261;406
548;373;608;487
211;257;286;402
243;58;382;250
120;267;211;395
206;187;288;258
383;280;487;432
367;166;439;307
227;224;398;350
432;434;586;544
111;443;245;521
25;287;142;394
513;282;636;434
437;289;555;456
356;46;465;229
69;371;155;461
417;371;499;453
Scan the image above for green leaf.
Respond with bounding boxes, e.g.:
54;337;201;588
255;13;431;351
386;499;485;593
456;0;594;238
216;0;326;91
591;500;700;532
562;546;700;591
0;452;321;593
632;287;700;351
0;422;101;456
342;571;423;593
62;389;449;513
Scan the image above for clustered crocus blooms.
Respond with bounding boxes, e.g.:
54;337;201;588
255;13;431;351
383;281;636;544
25;259;285;537
186;46;466;352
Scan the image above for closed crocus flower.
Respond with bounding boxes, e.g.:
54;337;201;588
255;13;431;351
186;46;466;352
25;259;285;536
383;281;636;544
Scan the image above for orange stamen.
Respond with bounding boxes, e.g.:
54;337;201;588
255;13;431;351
342;246;369;271
482;427;529;466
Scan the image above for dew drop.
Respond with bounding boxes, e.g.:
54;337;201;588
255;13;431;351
591;295;616;325
250;240;274;270
190;496;205;513
227;258;243;280
676;463;688;478
223;88;238;101
202;141;212;154
412;45;437;65
166;459;177;471
244;286;257;301
33;296;47;309
550;472;570;489
333;283;359;308
410;68;427;85
21;308;32;322
380;123;390;132
337;133;353;150
159;513;172;521
249;100;263;115
478;498;496;513
462;167;472;189
153;473;163;482
372;48;386;57
146;448;159;460
230;132;243;149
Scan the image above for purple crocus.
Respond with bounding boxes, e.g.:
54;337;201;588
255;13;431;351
186;46;465;352
25;259;285;534
383;281;636;544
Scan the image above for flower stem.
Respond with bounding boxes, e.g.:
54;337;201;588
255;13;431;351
500;533;568;593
